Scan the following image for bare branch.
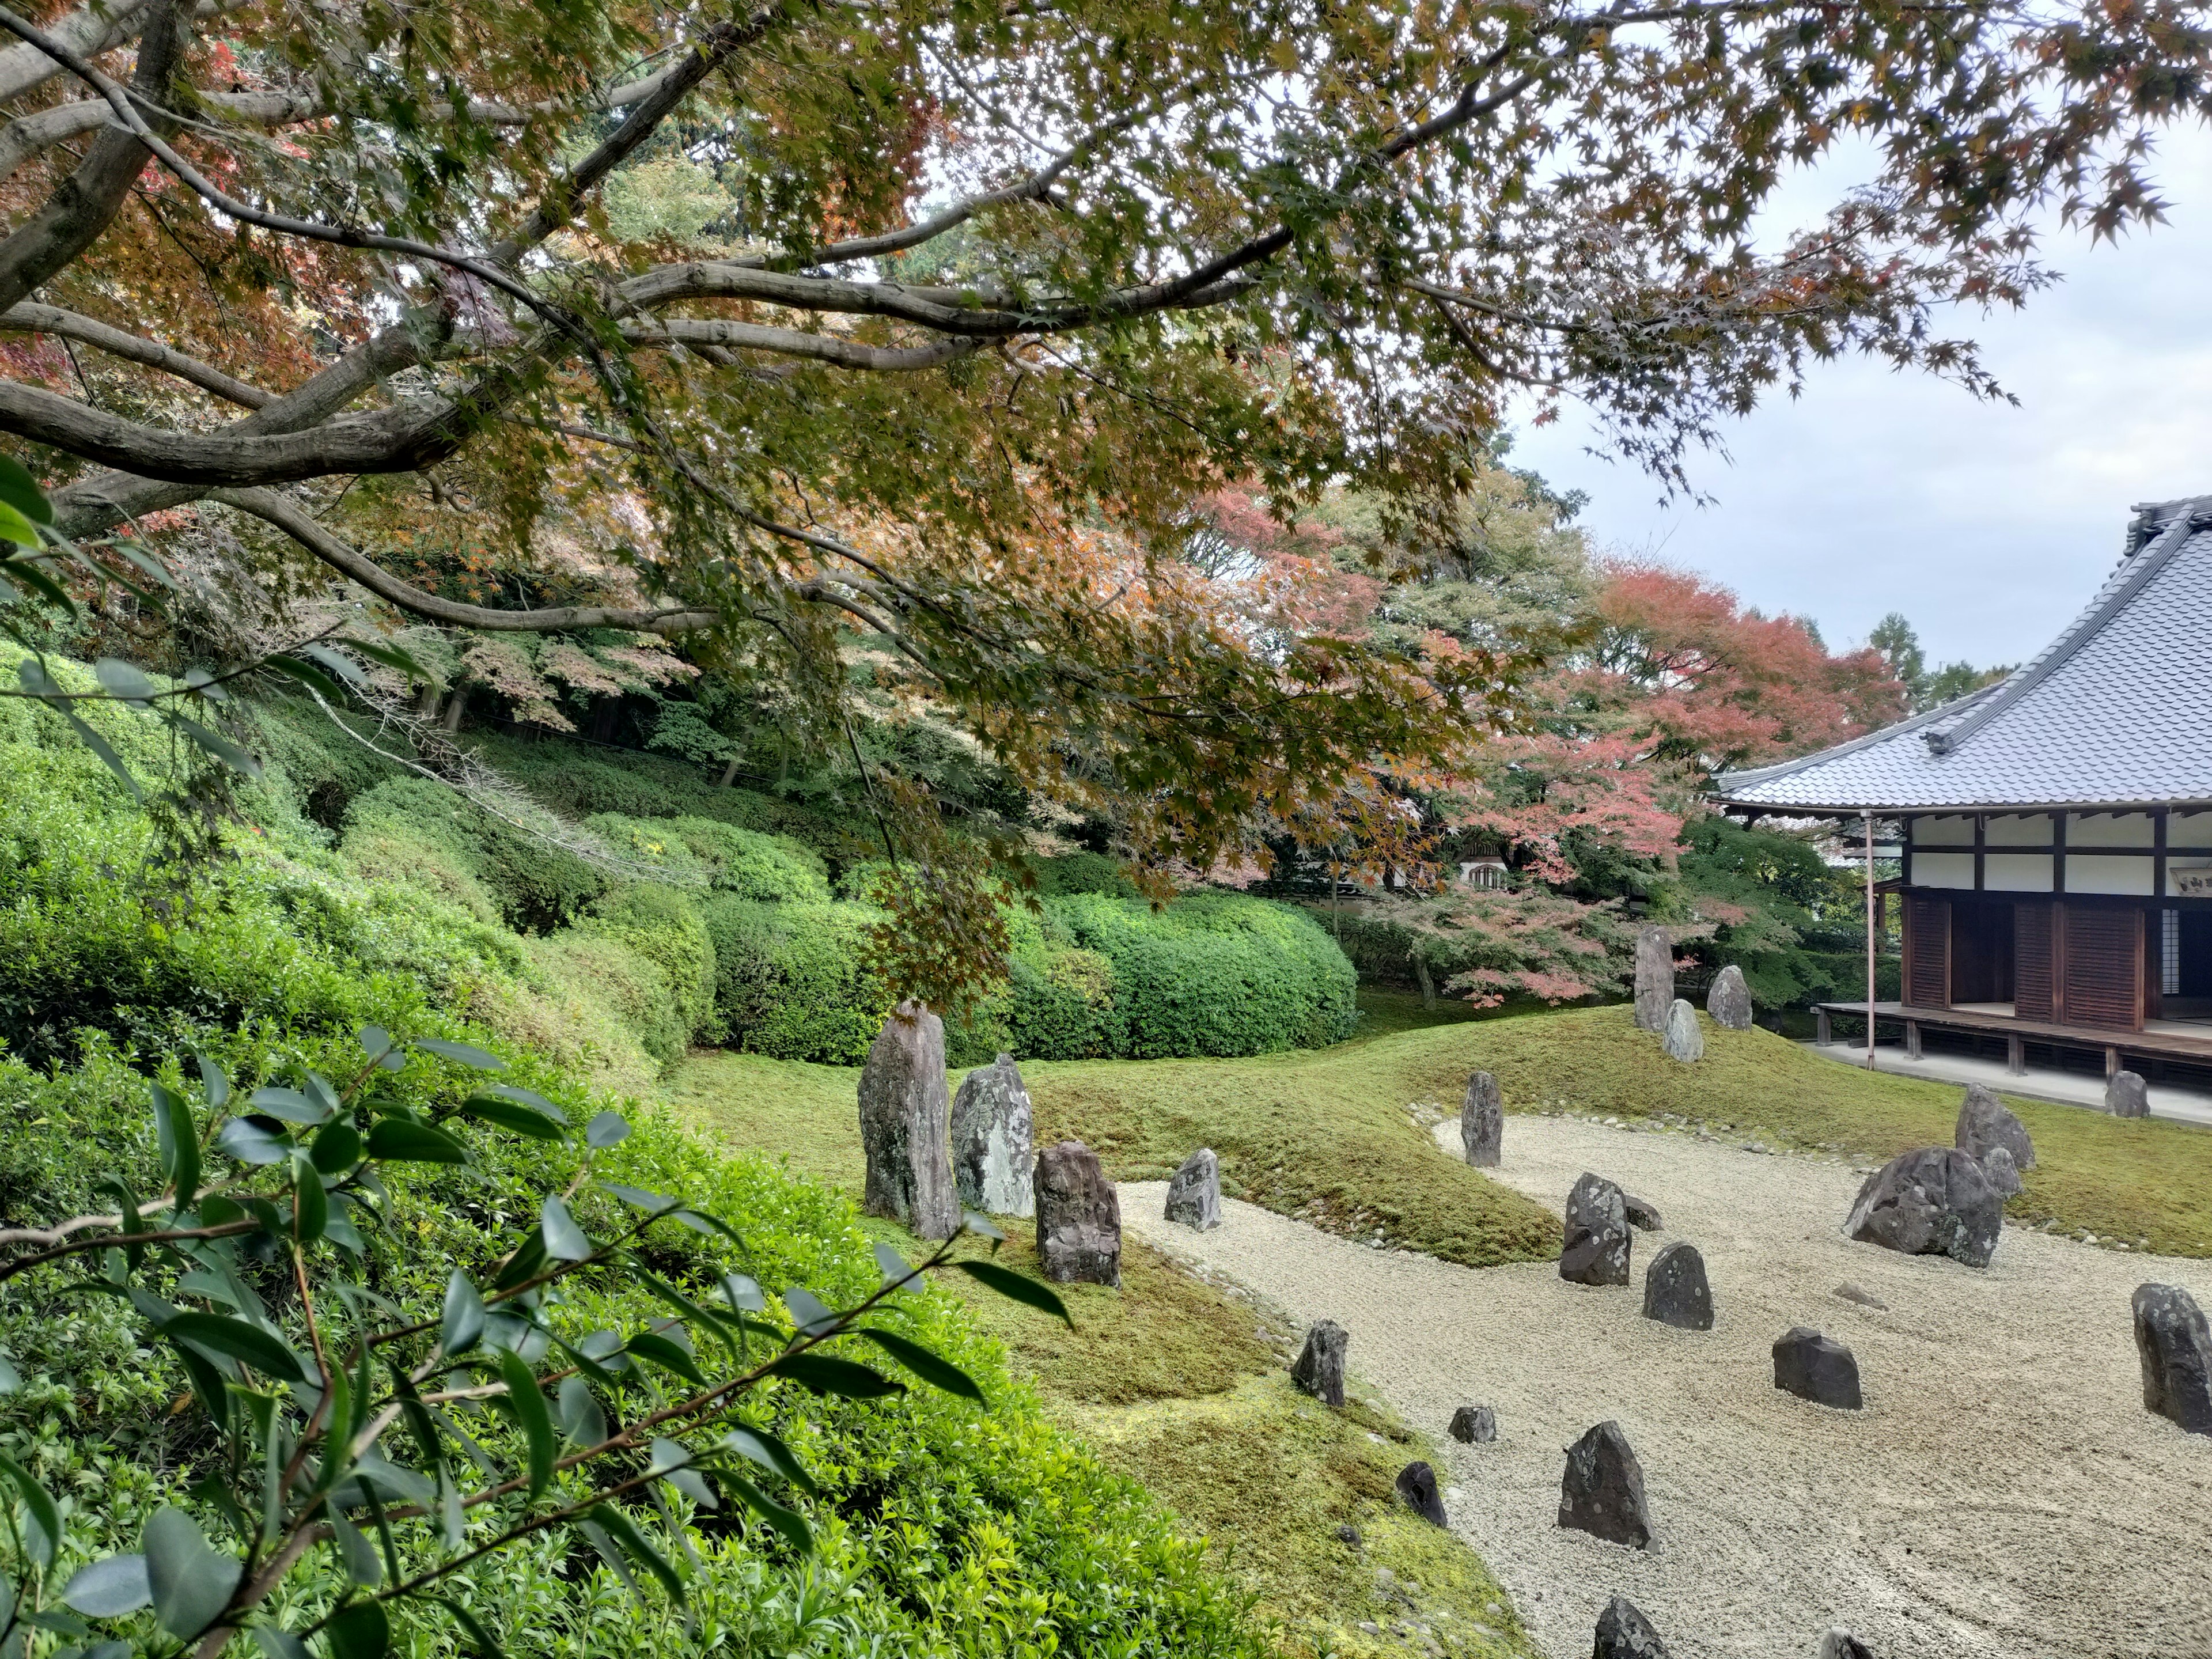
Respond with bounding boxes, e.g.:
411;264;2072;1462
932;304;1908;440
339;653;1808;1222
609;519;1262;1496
0;302;272;406
620;316;987;371
0;99;109;188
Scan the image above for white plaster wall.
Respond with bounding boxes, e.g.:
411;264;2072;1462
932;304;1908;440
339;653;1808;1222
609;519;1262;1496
1914;852;1976;889
1912;816;1975;847
1985;813;2051;846
2067;812;2155;848
2067;854;2156;895
1984;854;2054;892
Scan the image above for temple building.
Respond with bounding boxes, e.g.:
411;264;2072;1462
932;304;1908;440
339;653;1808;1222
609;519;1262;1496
1714;494;2212;1077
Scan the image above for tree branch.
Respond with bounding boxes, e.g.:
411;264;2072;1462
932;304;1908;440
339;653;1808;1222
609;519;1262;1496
619;316;987;371
0;302;272;406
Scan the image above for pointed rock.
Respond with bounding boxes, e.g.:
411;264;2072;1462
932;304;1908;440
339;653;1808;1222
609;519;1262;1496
1558;1421;1652;1550
1773;1327;1862;1410
1622;1191;1663;1231
2133;1282;2212;1435
1661;998;1703;1062
1291;1319;1348;1408
1633;925;1673;1031
1448;1404;1497;1444
2107;1070;2150;1119
1642;1242;1714;1331
1846;1146;2002;1268
1395;1460;1447;1527
1706;963;1754;1031
1164;1147;1222;1230
1033;1139;1120;1286
1560;1172;1631;1286
1462;1071;1503;1168
951;1052;1035;1217
1818;1631;1875;1659
1956;1083;2035;1170
858;1001;959;1240
1594;1596;1670;1658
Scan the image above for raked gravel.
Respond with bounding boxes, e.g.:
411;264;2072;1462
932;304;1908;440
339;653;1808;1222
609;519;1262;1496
1119;1115;2212;1659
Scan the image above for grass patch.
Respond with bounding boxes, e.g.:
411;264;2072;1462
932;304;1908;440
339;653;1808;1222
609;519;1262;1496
1349;986;1487;1040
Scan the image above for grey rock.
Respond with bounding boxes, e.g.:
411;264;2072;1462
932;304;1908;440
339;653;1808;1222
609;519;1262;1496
1955;1084;2036;1171
1560;1172;1631;1286
1336;1522;1361;1546
2132;1282;2212;1434
1291;1319;1349;1408
1558;1420;1653;1550
1633;926;1673;1031
1980;1144;2022;1198
1773;1327;1863;1410
1033;1139;1121;1286
1818;1631;1875;1659
1395;1460;1448;1527
1832;1283;1888;1311
858;1002;959;1240
1462;1071;1503;1168
950;1053;1035;1218
1164;1146;1222;1230
1594;1596;1670;1658
1661;998;1704;1062
1706;963;1755;1031
1622;1191;1663;1231
1641;1242;1714;1331
2107;1070;2150;1119
1449;1404;1497;1444
1846;1147;2003;1268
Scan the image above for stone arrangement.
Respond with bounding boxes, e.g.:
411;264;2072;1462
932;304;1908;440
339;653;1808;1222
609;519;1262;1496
1706;963;1754;1031
1955;1083;2036;1171
1773;1327;1862;1410
1394;1460;1448;1527
950;1052;1035;1218
1560;1172;1632;1286
1448;1404;1497;1444
1633;924;1673;1031
1291;1319;1349;1408
1033;1139;1122;1286
1980;1143;2022;1198
1558;1420;1653;1549
1642;1242;1714;1331
2107;1070;2150;1119
1661;997;1703;1062
1594;1596;1670;1658
1622;1191;1663;1231
1844;1146;2002;1268
1164;1146;1222;1230
2132;1282;2212;1435
1818;1630;1875;1659
858;1002;960;1240
1461;1070;1503;1168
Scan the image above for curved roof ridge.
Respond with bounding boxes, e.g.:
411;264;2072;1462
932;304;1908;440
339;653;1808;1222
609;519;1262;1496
1717;682;2002;793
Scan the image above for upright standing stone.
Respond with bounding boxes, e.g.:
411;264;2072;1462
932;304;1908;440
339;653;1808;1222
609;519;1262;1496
1980;1144;2022;1198
1394;1461;1448;1527
1594;1597;1670;1658
1634;926;1673;1031
858;1002;959;1240
950;1053;1034;1217
1772;1327;1863;1410
1164;1147;1222;1230
1560;1172;1631;1286
1706;963;1755;1031
1291;1319;1349;1407
2132;1283;2212;1435
1642;1242;1714;1331
1558;1421;1653;1550
1462;1071;1503;1168
1032;1140;1120;1286
1845;1146;2003;1268
1956;1084;2036;1170
2108;1070;2151;1119
1661;998;1704;1063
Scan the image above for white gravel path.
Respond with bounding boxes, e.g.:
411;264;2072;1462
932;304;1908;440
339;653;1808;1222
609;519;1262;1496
1120;1116;2212;1659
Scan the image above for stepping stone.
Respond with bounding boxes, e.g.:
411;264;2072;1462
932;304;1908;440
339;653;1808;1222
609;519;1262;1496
1846;1147;2002;1268
2132;1283;2212;1434
1642;1242;1714;1331
2108;1070;2150;1119
1462;1071;1502;1168
1594;1596;1670;1657
858;1002;959;1240
1448;1404;1497;1444
1395;1460;1447;1526
1560;1172;1631;1286
1558;1421;1653;1550
1706;964;1754;1031
1033;1140;1120;1286
1164;1147;1221;1230
1291;1319;1348;1408
1622;1191;1663;1231
950;1052;1034;1217
1774;1327;1862;1410
1956;1084;2035;1171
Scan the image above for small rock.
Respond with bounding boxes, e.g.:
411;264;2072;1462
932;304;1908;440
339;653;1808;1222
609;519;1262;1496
1164;1146;1222;1230
2107;1070;2150;1119
1661;998;1703;1062
1818;1631;1874;1659
1357;1621;1380;1636
1980;1144;2022;1198
1594;1596;1670;1658
1448;1404;1497;1444
1033;1140;1121;1286
1773;1327;1863;1410
1622;1191;1663;1231
2132;1283;2212;1434
950;1052;1035;1218
1395;1460;1448;1527
1291;1319;1349;1408
1633;925;1673;1031
1336;1522;1361;1547
1641;1241;1714;1331
1832;1283;1888;1311
1706;963;1755;1031
858;1002;960;1240
1462;1071;1503;1168
1560;1172;1632;1286
1955;1084;2036;1171
1557;1421;1653;1550
1846;1147;2003;1268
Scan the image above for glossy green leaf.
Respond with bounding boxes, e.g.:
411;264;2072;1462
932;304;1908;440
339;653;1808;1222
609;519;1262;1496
648;1438;716;1509
495;1348;554;1502
623;1329;704;1387
423;1594;505;1659
779;1288;839;1338
247;1087;326;1126
157;1314;312;1384
857;1328;986;1402
60;1555;149;1618
725;1472;813;1555
338;637;431;683
719;1425;818;1493
583;1504;684;1602
440;1270;485;1357
478;1082;564;1119
491;1229;547;1291
412;1038;505;1071
457;1096;566;1141
0;1454;59;1568
194;1052;230;1109
0;456;53;525
955;1259;1073;1327
0;501;42;548
252;1625;312;1659
326;1508;381;1588
362;1119;468;1165
151;1081;200;1209
311;1119;362;1175
215;1118;290;1166
291;1158;328;1244
143;1506;240;1639
92;657;156;704
324;1598;389;1659
873;1241;925;1294
585;1111;630;1148
767;1353;903;1399
721;1273;765;1313
356;1026;393;1064
173;714;262;778
539;1195;590;1262
260;653;350;702
556;1376;605;1448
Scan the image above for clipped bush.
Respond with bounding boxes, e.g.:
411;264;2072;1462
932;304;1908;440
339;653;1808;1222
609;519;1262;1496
701;896;892;1063
587;811;831;902
574;883;717;1055
1028;850;1142;899
343;777;606;931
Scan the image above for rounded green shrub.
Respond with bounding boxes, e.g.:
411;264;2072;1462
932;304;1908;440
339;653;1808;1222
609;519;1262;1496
343;777;606;931
700;896;891;1063
574;883;717;1056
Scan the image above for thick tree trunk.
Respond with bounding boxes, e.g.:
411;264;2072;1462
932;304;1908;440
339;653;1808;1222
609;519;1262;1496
1414;955;1435;1009
441;687;465;732
718;755;741;787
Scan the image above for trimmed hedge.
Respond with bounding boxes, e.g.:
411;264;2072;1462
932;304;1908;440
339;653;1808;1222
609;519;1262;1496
701;896;892;1063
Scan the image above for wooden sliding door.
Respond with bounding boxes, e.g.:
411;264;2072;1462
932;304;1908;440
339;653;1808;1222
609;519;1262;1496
1903;894;1950;1009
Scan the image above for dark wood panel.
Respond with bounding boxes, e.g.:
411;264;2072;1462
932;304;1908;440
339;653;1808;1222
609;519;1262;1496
2014;900;2055;1021
1905;895;1950;1009
2062;904;2143;1031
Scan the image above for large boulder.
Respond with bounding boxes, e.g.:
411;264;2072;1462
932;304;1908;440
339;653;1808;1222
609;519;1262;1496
1560;1172;1632;1286
1633;926;1673;1031
858;1002;960;1240
1661;998;1703;1062
2107;1070;2150;1119
1449;1404;1497;1444
1164;1147;1222;1230
1956;1084;2036;1171
950;1052;1035;1217
1033;1140;1121;1286
1773;1327;1863;1410
1980;1145;2022;1198
1558;1420;1653;1550
2132;1283;2212;1435
1845;1147;2003;1268
1395;1460;1448;1527
1291;1319;1348;1408
1706;964;1755;1031
1642;1242;1714;1331
1462;1071;1503;1168
1594;1597;1670;1658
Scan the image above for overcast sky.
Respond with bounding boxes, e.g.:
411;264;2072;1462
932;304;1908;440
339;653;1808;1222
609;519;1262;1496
1512;127;2212;673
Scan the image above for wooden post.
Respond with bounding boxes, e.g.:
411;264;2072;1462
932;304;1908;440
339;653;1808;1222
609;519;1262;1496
1864;812;1877;1069
1816;1009;1832;1047
1906;1020;1922;1060
2008;1034;2025;1075
2106;1046;2120;1080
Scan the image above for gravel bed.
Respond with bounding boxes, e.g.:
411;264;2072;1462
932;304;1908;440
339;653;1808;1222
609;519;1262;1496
1120;1115;2212;1659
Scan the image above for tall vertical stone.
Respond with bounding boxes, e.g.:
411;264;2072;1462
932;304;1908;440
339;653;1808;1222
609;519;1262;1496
1033;1139;1121;1286
1164;1147;1222;1230
1291;1319;1349;1407
2107;1070;2151;1119
1560;1172;1631;1286
858;1002;959;1239
1706;964;1755;1031
1661;998;1704;1063
1634;925;1673;1031
951;1052;1035;1217
2133;1283;2212;1435
1461;1071;1503;1168
1558;1421;1653;1549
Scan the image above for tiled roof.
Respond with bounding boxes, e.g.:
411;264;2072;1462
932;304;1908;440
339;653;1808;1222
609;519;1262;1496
1715;497;2212;812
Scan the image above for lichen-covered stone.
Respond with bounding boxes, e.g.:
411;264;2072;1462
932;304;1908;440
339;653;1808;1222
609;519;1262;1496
1642;1241;1713;1331
1164;1147;1222;1230
1661;998;1704;1062
1560;1172;1631;1286
1033;1139;1120;1286
1558;1421;1653;1550
950;1052;1034;1217
858;1002;959;1240
1594;1597;1670;1658
1448;1404;1497;1444
1291;1319;1348;1407
1956;1084;2036;1170
1461;1071;1503;1168
1395;1460;1447;1527
1980;1144;2022;1198
1773;1327;1863;1410
2107;1070;2150;1119
1846;1146;2003;1268
1706;963;1754;1031
1634;926;1673;1031
2133;1282;2212;1435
